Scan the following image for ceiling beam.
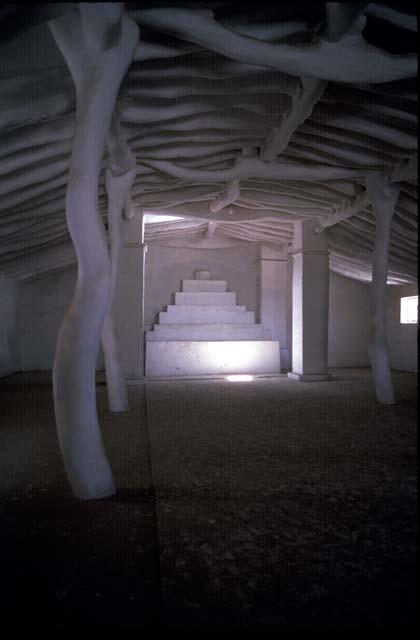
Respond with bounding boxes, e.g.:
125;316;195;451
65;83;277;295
261;77;327;162
209;179;240;213
205;220;218;238
322;2;368;42
314;191;370;233
390;156;417;183
135;8;417;83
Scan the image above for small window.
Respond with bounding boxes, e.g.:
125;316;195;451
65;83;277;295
400;296;418;324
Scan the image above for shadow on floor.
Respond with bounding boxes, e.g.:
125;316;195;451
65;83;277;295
0;370;417;628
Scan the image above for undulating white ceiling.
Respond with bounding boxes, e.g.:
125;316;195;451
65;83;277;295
0;2;417;284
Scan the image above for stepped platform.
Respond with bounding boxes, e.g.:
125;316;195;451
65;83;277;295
145;272;280;377
159;306;254;324
147;323;271;341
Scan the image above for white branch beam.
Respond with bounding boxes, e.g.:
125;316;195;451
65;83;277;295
139;157;369;183
205;220;218;238
261;77;328;161
390;155;417;183
323;3;368;41
135;8;417;83
365;3;418;32
314;191;370;232
209;179;240;213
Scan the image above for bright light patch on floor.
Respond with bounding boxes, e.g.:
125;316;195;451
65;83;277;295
226;374;254;382
400;295;418;324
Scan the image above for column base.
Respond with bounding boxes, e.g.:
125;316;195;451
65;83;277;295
287;372;330;382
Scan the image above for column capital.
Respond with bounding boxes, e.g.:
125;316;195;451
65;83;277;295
292;218;328;253
258;243;288;261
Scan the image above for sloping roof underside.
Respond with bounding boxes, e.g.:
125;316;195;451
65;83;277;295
0;2;417;284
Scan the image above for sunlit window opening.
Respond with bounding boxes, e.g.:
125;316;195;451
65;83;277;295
400;296;418;324
225;374;254;382
143;214;184;224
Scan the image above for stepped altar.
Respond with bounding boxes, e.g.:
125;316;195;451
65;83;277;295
145;271;280;377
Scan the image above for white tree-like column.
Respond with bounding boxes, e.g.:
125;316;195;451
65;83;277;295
101;109;137;412
101;166;136;412
49;4;138;499
366;173;400;404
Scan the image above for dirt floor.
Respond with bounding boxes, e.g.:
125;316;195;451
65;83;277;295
0;369;417;628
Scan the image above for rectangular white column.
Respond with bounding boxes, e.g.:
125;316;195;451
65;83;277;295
288;220;329;381
115;210;145;379
257;244;289;370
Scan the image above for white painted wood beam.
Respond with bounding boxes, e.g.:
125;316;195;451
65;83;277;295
261;77;328;162
205;220;217;238
314;191;370;232
135;8;417;83
140;157;369;182
390;155;417;183
209;179;240;213
364;3;418;32
322;3;368;42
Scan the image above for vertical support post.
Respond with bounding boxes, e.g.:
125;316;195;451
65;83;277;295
115;209;146;379
257;244;289;370
366;173;400;404
100;107;137;411
101;167;136;412
49;6;139;499
288;219;330;381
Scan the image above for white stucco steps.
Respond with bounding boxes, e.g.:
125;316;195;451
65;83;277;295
160;306;254;324
146;341;280;377
146;323;271;341
145;271;280;376
175;291;236;305
182;279;227;292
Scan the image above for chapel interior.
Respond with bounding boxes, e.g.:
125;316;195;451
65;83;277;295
0;1;417;629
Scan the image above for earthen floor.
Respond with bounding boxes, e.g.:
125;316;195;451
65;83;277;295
0;369;417;628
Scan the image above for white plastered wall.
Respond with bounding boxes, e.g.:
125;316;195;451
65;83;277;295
386;283;418;373
13;248;417;374
19;267;104;371
144;243;259;328
328;271;371;368
0;276;20;377
257;245;291;370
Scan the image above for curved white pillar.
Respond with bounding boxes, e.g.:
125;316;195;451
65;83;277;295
366;173;400;404
101;167;136;412
101;110;137;412
49;6;139;499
